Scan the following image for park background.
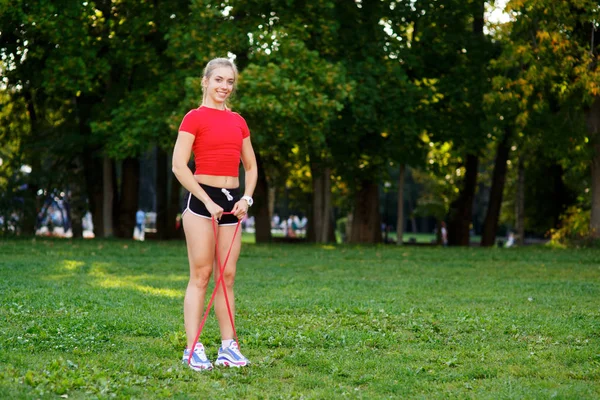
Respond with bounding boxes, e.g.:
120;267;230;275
1;2;600;399
1;0;599;246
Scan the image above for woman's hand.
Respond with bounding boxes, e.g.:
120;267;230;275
231;199;249;220
205;201;224;220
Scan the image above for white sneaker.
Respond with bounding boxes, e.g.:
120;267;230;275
214;341;249;367
182;343;213;371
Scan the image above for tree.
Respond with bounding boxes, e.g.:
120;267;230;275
494;0;600;239
325;1;418;243
237;39;350;243
0;0;202;238
387;0;498;246
480;126;512;246
440;1;496;246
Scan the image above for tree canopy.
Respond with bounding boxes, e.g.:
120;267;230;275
1;0;598;245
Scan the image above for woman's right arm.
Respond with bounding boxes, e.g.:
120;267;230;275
172;131;223;218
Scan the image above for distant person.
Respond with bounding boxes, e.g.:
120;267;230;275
441;221;448;246
287;215;296;237
299;216;307;229
505;232;515;248
175;213;182;231
246;215;255;231
82;211;95;239
172;57;257;371
134;209;145;241
51;206;63;229
136;209;145;231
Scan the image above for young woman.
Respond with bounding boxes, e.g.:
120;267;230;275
172;58;257;371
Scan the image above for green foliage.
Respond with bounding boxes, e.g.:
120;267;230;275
1;239;600;398
236;36;351;205
327;1;428;183
549;206;599;247
238;38;350;152
404;0;498;153
0;90;34;234
484;0;600;238
411;140;462;221
0;0;199;160
493;0;599;146
2;0;599;242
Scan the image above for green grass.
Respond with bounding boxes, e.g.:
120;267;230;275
1;238;599;399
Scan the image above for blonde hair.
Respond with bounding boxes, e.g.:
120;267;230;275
201;57;238;107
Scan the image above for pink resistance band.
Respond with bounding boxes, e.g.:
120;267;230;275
188;212;241;365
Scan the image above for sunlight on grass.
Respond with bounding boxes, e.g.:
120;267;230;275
62;260;85;271
89;264;183;298
45;259;188;299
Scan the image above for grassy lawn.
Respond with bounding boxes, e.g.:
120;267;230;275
1;238;599;399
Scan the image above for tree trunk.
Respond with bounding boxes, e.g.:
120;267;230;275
349;180;382;244
72;92;104;238
83;152;104;237
111;159;120;235
69;203;83;238
447;1;484;246
328;212;337;243
406;194;417;233
156;148;168;239
323;173;333;243
21;91;40;235
102;155;114;237
515;154;525;246
396;164;406;245
268;187;276;223
586;96;600;238
448;153;479;246
21;173;39;235
550;164;570;229
253;151;272;243
115;157;139;238
67;156;87;238
309;161;332;243
169;166;183;239
71;213;83;238
481;127;512;246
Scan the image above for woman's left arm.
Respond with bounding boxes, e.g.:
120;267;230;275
232;137;258;217
240;136;258;198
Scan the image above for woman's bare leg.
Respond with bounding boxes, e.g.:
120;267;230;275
213;224;242;340
182;212;215;349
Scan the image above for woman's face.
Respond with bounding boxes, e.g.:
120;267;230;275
204;66;235;106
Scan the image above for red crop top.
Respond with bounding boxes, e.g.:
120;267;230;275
178;106;250;177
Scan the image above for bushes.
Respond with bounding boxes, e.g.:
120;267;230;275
549;206;599;247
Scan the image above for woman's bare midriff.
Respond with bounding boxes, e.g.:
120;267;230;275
194;174;240;189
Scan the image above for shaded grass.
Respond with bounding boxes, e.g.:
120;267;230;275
1;238;599;399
